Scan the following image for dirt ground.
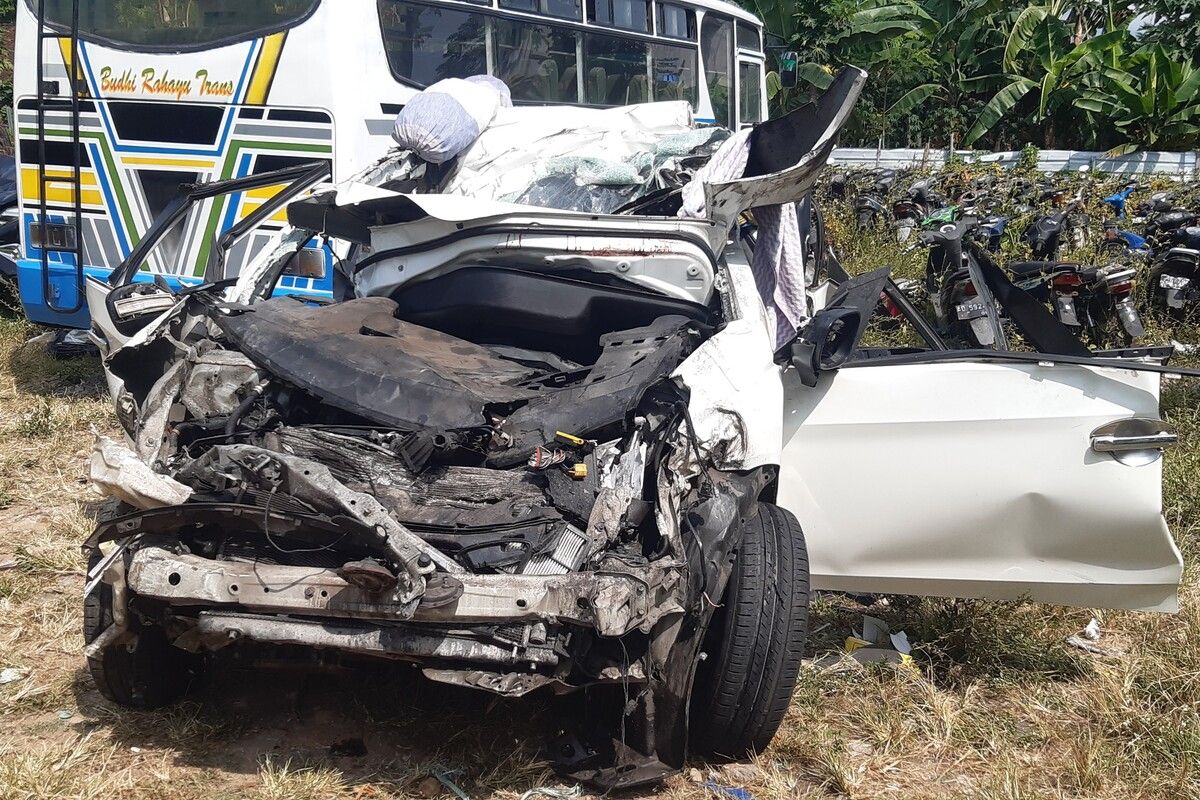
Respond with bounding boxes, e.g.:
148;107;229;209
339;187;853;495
0;290;1198;799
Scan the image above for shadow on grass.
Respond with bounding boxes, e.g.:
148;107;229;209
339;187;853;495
71;661;575;796
2;319;105;399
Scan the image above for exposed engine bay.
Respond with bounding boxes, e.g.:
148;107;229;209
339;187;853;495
87;246;777;788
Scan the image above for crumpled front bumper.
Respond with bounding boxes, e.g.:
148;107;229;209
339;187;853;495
126;546;684;638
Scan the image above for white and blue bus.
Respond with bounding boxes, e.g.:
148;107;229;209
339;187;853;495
11;0;767;327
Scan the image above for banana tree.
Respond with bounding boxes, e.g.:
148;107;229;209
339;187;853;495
1075;45;1200;152
963;13;1126;147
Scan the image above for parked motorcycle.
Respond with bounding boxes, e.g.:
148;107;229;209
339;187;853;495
1100;220;1152;261
852;169;895;229
915;218;1006;347
893;179;947;242
1023;200;1086;259
855;194;886;229
1102;182;1138;218
1007;260;1144;347
1144;209;1199;246
1148;226;1200;318
975;215;1010;252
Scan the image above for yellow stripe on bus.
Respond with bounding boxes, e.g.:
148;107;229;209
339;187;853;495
56;37;86;94
245;33;287;105
21;174;104;207
21;167;104;206
22;167;98;186
244;184;289;200
121;156;218;169
238;198;290;224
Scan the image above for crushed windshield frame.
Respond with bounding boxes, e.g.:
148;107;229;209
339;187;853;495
26;0;321;54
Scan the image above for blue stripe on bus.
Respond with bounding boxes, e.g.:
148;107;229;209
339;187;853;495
88;140;131;256
219;152;256;238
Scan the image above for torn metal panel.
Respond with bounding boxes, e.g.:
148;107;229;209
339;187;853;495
421;669;567;697
586;424;647;550
701;68;868;248
179;347;264;420
671;259;783;471
89;435;193;509
212;296;539;432
177;444;464;591
193;612;559;666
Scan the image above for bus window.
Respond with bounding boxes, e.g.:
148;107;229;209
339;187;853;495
583;33;648;105
650;42;697;106
738;61;762;124
498;0;581;21
31;0;318;48
736;21;761;52
656;3;694;40
493;19;580;102
378;1;487;86
588;0;650;32
700;15;733;127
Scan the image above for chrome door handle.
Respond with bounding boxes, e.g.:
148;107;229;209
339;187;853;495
1091;418;1178;465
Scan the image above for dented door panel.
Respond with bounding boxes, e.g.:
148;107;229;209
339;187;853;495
779;360;1182;612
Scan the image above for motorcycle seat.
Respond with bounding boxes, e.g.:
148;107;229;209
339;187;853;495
1006;260;1067;277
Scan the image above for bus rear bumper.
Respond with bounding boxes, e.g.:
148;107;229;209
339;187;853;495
15;258;93;329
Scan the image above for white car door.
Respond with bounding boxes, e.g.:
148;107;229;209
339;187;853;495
778;356;1184;612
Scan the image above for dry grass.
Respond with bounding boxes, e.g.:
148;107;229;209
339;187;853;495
0;180;1198;799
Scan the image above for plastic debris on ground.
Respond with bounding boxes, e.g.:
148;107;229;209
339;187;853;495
430;765;471;800
0;667;28;684
1067;617;1123;657
49;328;100;359
811;614;915;670
519;786;582;800
703;780;753;800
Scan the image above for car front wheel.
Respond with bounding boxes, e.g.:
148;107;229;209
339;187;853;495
689;502;810;758
84;551;195;709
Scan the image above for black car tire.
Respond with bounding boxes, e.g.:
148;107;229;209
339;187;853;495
690;502;810;759
83;551;193;708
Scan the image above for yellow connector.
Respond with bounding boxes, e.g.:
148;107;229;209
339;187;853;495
568;463;588;480
555;431;587;446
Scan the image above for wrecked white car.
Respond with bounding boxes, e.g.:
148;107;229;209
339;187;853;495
80;69;1189;789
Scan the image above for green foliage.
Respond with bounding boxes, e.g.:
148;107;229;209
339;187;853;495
743;0;1200;150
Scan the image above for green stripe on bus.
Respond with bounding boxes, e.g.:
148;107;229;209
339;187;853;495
18;127;140;245
192;139;333;277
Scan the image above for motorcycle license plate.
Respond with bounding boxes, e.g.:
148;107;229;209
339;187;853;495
1160;274;1191;290
955;302;987;321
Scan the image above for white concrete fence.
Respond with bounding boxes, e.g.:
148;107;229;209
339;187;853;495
830;147;1200;177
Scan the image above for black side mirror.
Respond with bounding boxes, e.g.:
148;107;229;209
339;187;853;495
790;307;861;387
779;51;798;89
